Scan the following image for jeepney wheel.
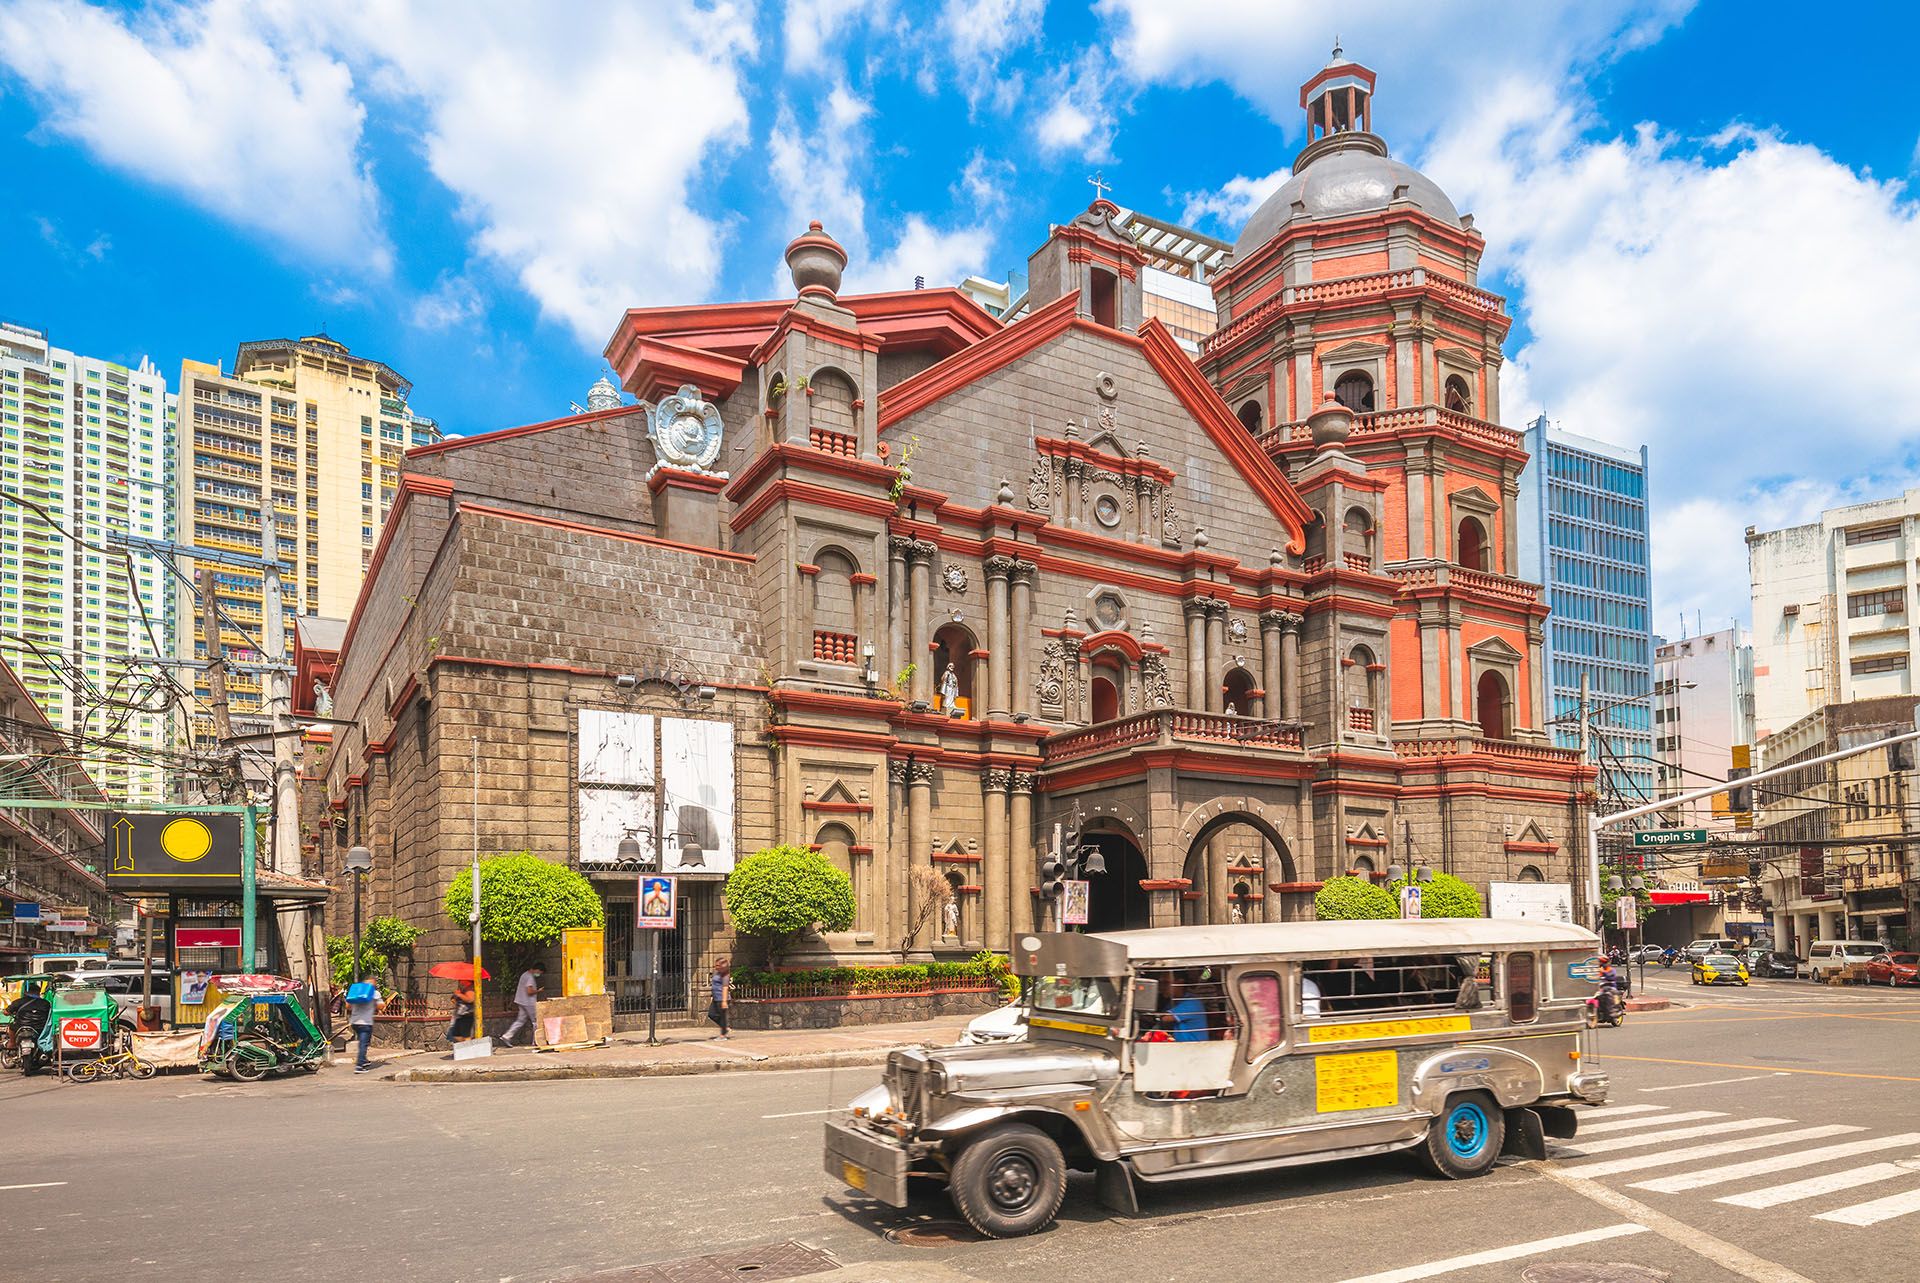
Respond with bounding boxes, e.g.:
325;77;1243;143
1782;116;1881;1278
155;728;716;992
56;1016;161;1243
228;1052;270;1082
1419;1091;1505;1179
949;1123;1068;1239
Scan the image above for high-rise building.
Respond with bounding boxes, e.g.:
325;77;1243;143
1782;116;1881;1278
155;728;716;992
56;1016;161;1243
0;321;175;801
1747;489;1920;741
1517;417;1656;807
174;334;438;742
1652;626;1754;827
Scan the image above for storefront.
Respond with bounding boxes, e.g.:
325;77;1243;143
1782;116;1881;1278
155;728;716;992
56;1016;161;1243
1847;887;1912;948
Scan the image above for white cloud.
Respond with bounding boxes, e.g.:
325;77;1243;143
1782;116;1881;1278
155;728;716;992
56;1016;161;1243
1178;168;1285;229
843;215;993;294
0;0;388;272
411;271;485;331
1032;50;1121;161
937;0;1043;111
784;0;887;73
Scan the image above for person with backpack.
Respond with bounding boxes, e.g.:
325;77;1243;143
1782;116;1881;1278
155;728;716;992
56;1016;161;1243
345;979;381;1072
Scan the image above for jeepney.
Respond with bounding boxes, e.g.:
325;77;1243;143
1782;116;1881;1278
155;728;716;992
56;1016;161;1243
825;919;1608;1237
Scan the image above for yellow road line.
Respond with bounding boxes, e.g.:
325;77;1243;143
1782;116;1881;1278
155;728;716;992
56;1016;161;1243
1604;1054;1920;1084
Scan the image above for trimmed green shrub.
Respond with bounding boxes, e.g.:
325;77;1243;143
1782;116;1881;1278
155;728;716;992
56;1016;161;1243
444;852;604;979
733;953;1011;994
1314;875;1397;921
1385;871;1484;919
724;844;856;967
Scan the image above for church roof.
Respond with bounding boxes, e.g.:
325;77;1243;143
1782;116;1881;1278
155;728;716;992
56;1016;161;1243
1234;137;1461;259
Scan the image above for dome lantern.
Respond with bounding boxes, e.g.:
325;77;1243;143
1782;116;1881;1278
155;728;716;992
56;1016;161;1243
1299;41;1376;142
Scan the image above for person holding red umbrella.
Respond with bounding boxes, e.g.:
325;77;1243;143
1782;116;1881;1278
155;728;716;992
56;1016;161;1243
429;961;489;1044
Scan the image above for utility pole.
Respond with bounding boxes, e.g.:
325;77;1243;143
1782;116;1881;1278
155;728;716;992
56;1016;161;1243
197;565;233;744
1577;672;1594;926
262;511;297;875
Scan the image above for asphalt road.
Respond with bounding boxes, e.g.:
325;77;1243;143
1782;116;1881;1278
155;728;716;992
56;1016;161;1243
4;972;1917;1283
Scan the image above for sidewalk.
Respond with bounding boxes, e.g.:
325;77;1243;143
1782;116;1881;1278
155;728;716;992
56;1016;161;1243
372;1013;975;1083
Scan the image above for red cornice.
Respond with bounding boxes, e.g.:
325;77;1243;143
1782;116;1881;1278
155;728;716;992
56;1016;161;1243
617;335;749;402
646;466;730;496
405;405;636;461
1503;840;1559;854
1137;319;1313;554
730;477;897;531
878;291;1080;430
751;308;885;366
802;799;874;814
725;440;893;510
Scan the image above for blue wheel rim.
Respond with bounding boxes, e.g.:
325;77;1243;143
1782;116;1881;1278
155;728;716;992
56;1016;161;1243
1446;1102;1489;1159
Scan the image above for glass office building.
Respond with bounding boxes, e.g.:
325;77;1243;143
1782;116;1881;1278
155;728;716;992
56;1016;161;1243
1518;416;1656;807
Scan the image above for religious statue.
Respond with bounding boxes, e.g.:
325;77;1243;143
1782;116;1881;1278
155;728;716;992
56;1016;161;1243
1230;900;1245;925
944;897;961;939
939;663;962;716
313;679;333;717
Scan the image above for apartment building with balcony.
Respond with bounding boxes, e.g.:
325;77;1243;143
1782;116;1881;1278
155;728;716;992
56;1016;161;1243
1517;417;1656;808
1748;488;1920;741
174;335;439;744
0;321;175;801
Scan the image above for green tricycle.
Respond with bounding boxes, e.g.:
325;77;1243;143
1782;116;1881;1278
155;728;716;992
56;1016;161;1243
198;982;327;1081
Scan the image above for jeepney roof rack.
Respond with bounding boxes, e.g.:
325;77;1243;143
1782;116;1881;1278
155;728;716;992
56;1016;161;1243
1087;919;1597;963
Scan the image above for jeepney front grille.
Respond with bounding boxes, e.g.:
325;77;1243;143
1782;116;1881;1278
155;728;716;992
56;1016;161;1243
886;1058;928;1124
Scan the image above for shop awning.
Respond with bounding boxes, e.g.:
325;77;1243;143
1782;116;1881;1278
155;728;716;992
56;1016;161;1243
1651;890;1711;905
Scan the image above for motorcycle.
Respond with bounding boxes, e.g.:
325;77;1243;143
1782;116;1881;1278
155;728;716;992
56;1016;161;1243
1585;975;1628;1028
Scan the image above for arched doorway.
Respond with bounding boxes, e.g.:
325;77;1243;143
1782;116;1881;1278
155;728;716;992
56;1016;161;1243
1476;669;1512;740
930;623;976;717
1081;826;1150;933
1089;656;1123;723
1456;517;1488;571
1181;809;1300;924
1222;667;1256;716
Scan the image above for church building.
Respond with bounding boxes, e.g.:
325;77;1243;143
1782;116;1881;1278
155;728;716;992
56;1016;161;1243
301;50;1591;999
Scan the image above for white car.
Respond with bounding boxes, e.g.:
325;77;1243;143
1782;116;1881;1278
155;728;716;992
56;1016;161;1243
958;1000;1027;1045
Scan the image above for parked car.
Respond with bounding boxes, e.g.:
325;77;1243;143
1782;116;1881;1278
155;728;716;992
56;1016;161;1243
73;968;174;1029
1806;940;1889;983
1628;944;1665;963
1683;938;1739;960
1740;949;1800;979
1692;952;1749;986
1862;951;1919;987
959;1000;1027;1045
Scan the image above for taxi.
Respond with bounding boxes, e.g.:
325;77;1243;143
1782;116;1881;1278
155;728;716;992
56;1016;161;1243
1691;951;1750;986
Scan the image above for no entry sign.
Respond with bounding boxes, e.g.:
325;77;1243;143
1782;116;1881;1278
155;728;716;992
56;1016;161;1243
59;1017;103;1051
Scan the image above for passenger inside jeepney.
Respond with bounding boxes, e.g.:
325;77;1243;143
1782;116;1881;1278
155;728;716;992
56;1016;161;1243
1304;955;1482;1015
1143;968;1233;1041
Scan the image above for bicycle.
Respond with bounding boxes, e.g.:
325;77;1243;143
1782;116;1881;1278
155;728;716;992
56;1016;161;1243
64;1047;157;1083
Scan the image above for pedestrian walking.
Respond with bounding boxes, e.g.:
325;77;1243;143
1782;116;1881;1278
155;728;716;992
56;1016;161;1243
345;980;381;1072
499;963;544;1047
446;980;476;1043
707;957;731;1040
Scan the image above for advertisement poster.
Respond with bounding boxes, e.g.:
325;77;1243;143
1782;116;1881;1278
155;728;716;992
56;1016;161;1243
1488;882;1575;924
638;875;678;930
661;718;734;873
180;971;213;1005
1398;885;1423;920
1061;879;1090;926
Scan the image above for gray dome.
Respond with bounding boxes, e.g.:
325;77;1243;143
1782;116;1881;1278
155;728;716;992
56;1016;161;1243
1234;137;1459;259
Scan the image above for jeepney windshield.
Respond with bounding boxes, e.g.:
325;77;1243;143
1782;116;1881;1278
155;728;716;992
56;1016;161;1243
1029;975;1121;1021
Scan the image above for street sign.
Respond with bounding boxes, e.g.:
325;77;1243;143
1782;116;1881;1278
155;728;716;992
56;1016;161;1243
59;1017;103;1051
637;874;677;929
1061;880;1090;926
45;918;91;933
103;811;243;889
1566;959;1602;982
1616;896;1638;930
1632;829;1708;849
12;902;40;922
175;927;241;949
1398;885;1423;920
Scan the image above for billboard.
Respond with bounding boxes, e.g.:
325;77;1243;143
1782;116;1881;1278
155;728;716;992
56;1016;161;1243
103;812;244;890
661;717;734;873
1488;882;1575;924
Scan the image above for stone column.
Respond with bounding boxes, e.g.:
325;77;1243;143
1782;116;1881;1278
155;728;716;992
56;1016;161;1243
905;759;935;950
887;536;910;686
1527;627;1548;734
982;768;1012;951
1260;610;1286;719
1063;459;1085;528
1010;773;1035;938
985;555;1013;718
1205;601;1228;713
1183;599;1208;709
908;539;936;703
885;758;910;949
1420;618;1444;722
1501;477;1521;576
1009;560;1036;717
1278;612;1303;722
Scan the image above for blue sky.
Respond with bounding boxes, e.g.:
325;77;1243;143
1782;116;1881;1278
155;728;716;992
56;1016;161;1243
4;0;1920;631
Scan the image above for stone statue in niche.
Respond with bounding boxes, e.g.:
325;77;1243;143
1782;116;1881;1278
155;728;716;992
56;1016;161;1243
944;898;960;939
939;663;962;715
313;680;333;717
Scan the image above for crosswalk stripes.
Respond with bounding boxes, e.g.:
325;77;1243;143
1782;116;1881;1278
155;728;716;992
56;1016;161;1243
1629;1133;1920;1194
1550;1102;1920;1230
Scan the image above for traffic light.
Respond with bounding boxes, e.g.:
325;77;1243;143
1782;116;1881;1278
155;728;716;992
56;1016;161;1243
1039;855;1062;900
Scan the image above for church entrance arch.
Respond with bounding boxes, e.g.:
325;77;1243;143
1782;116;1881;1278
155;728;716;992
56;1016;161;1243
1178;804;1302;925
1080;821;1150;933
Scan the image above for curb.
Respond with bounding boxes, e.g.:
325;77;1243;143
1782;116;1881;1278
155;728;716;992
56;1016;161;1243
1622;997;1672;1012
387;1043;923;1084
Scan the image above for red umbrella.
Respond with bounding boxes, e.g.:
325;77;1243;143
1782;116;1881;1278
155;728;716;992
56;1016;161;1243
429;961;491;981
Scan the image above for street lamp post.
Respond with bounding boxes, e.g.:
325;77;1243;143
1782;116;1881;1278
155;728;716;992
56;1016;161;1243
1609;873;1648;994
345;845;374;983
617;834;661;1045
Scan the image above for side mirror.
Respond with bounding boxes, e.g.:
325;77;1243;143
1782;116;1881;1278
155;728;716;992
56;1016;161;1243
1131;977;1161;1013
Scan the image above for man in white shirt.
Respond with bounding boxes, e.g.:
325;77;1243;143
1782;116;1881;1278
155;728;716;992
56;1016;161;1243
498;963;544;1047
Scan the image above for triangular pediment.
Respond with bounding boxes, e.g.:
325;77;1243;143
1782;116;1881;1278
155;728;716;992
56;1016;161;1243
1466;635;1524;662
818;779;857;805
1509;817;1554;846
1323;338;1389;361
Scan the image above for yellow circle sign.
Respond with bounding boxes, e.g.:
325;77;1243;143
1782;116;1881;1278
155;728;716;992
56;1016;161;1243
160;818;214;864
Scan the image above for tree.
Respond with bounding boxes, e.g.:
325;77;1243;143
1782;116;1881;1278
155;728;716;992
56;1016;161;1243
724;844;856;967
900;867;954;960
1314;875;1396;921
444;852;604;979
1385;872;1484;919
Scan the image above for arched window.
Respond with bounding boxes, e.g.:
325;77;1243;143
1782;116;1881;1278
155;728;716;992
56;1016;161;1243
1090;657;1123;722
1345;645;1377;733
1351;855;1375;876
931;623;976;717
1476;669;1512;740
1456;516;1489;571
1333;370;1375;413
816;822;860;931
1343;507;1373;568
1517;864;1544;883
1238;400;1263;433
1222;667;1256;716
810;549;859;663
1444;374;1473;414
808;367;858;455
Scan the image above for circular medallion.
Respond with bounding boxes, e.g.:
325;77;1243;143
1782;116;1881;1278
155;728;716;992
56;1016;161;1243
1094;494;1122;528
1093;372;1119;401
942;564;968;593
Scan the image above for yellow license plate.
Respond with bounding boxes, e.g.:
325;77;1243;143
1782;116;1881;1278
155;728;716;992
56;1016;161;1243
841;1160;868;1191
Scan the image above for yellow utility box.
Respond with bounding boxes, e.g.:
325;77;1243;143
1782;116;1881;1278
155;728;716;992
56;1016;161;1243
560;927;606;997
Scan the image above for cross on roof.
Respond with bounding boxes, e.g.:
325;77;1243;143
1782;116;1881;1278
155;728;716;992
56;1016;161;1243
1087;171;1112;203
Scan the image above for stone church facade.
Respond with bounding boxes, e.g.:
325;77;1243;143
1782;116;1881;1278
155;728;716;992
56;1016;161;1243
302;52;1590;984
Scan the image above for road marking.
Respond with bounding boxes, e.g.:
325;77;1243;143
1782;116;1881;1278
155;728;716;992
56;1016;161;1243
1604;1054;1920;1084
1565;1117;1790;1154
1580;1109;1726;1134
761;1108;836;1118
1813;1186;1920;1226
1542;1169;1819;1283
1328;1223;1647;1283
1580;1103;1670;1117
1638;1073;1791;1092
1717;1161;1920;1209
1630;1134;1920;1193
1562;1124;1863;1179
0;1182;67;1192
